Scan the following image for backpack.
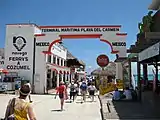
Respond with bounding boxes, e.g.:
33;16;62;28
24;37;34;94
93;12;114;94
70;84;75;92
4;98;16;120
80;83;87;91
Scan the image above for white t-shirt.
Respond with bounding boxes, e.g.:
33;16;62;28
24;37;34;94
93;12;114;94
123;90;132;100
88;85;96;91
113;91;120;100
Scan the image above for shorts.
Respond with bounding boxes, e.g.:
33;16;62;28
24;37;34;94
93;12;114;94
81;90;86;95
59;93;64;99
70;91;76;96
89;90;95;96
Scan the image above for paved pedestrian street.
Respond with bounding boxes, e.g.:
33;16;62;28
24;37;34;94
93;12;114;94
0;94;101;120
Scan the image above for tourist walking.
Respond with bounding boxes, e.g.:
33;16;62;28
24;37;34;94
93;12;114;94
75;82;79;97
69;81;76;102
88;83;97;102
25;82;33;103
55;81;67;111
4;84;36;120
80;81;87;103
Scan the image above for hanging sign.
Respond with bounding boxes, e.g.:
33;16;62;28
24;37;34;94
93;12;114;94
96;54;109;67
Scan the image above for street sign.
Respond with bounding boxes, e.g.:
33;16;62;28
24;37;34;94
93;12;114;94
96;54;109;67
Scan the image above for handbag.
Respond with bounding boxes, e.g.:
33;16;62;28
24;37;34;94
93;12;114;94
4;98;16;120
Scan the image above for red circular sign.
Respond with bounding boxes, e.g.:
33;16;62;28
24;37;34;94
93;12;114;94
96;54;109;67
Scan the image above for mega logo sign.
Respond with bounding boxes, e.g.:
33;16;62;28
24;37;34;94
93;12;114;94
6;36;30;70
96;54;109;67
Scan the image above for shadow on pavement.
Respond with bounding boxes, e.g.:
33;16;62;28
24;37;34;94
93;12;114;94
111;91;160;119
51;109;62;112
76;101;83;104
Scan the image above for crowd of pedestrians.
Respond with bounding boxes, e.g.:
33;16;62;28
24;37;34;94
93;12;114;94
55;79;97;111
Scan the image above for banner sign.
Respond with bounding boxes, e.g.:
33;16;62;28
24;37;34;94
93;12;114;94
99;80;123;95
41;27;120;33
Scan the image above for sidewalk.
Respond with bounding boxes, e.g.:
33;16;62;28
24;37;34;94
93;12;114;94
99;91;160;120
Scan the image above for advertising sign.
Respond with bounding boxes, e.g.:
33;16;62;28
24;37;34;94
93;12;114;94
139;42;160;62
6;36;30;70
96;54;109;67
99;80;123;95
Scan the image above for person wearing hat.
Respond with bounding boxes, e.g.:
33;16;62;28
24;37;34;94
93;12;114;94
25;82;33;103
4;84;36;120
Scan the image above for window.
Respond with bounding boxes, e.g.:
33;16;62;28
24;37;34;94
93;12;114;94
57;58;59;65
48;55;51;63
61;59;63;66
53;56;56;64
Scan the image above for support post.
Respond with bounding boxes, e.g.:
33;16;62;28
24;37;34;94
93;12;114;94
137;62;141;101
32;38;36;93
57;73;59;87
128;58;132;87
155;61;158;92
143;63;148;86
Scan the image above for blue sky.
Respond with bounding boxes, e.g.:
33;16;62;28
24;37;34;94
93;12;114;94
0;0;153;73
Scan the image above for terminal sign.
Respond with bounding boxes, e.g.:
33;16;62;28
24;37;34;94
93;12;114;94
96;54;109;67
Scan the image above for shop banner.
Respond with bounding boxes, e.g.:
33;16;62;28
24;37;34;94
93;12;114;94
99;80;123;95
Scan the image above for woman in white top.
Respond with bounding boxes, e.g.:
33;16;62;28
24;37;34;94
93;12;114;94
88;83;96;102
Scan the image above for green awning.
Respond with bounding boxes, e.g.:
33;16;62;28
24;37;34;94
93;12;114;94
128;53;138;59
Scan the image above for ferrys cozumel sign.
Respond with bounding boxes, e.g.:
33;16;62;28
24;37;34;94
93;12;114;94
36;25;127;58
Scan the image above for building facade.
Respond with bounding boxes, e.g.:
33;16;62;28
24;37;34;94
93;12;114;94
4;24;74;93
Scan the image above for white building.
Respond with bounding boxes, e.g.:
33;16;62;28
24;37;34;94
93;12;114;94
4;24;72;93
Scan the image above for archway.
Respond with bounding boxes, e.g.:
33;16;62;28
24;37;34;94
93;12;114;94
4;24;127;94
35;25;127;92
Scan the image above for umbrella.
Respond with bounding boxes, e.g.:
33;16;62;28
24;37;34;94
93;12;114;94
0;68;9;74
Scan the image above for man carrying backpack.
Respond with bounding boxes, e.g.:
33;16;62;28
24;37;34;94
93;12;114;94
69;81;76;102
80;81;87;103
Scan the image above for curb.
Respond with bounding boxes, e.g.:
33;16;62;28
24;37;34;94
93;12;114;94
98;95;105;120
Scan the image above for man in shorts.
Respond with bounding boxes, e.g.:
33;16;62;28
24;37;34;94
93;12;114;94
80;81;87;103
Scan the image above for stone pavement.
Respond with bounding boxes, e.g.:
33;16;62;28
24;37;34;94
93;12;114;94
99;91;160;120
0;94;101;120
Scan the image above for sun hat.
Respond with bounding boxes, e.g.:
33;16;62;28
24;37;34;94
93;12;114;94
19;84;31;96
